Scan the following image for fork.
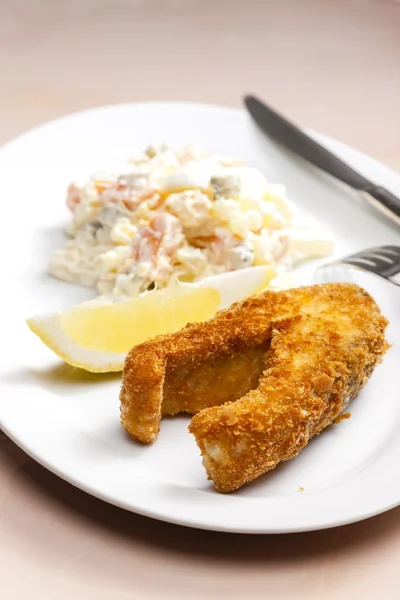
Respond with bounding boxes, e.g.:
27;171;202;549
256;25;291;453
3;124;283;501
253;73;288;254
317;245;400;287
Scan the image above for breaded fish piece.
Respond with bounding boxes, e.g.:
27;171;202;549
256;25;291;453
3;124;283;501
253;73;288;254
120;284;388;491
121;283;294;442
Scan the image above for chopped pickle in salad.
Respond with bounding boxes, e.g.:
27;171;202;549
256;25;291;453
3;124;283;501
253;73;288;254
49;143;334;297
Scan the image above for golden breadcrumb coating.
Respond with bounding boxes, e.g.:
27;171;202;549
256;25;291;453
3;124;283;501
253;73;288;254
120;283;388;491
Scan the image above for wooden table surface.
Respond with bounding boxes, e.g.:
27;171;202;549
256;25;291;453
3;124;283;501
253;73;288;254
1;1;400;598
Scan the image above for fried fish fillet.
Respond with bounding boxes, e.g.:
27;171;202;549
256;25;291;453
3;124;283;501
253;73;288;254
120;283;388;492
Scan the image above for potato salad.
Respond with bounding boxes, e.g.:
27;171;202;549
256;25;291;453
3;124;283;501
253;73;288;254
49;143;334;297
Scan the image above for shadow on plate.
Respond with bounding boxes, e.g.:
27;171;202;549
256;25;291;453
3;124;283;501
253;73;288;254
4;363;121;393
36;224;68;255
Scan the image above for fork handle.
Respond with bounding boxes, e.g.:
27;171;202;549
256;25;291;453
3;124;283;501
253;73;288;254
362;186;400;226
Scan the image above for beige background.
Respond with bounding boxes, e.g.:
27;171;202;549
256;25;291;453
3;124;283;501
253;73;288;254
1;1;400;598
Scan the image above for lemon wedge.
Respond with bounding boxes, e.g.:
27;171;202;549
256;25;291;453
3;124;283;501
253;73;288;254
27;266;272;373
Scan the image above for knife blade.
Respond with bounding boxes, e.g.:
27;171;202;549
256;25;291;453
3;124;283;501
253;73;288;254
244;94;400;226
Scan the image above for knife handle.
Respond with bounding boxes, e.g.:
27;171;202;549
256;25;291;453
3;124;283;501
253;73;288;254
363;186;400;226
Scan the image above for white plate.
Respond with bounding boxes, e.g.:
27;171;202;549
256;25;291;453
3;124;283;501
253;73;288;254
0;102;399;534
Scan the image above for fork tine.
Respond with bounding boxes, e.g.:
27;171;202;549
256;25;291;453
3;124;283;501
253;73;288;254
343;257;400;278
348;245;400;260
377;246;400;256
365;253;394;264
319;244;400;285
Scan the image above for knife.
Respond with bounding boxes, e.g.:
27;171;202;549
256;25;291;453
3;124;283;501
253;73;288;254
244;95;400;227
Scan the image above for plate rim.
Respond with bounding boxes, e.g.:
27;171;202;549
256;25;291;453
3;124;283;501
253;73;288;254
1;99;399;186
1;100;400;534
2;417;400;535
